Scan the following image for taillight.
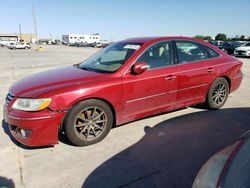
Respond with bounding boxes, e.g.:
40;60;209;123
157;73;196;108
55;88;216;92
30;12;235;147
236;61;243;74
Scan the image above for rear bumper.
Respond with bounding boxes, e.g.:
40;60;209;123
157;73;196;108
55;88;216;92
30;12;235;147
3;107;65;147
231;72;243;93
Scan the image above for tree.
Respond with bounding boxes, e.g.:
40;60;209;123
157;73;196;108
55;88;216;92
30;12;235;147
204;36;212;41
215;33;227;41
194;35;205;40
193;35;212;41
240;35;245;41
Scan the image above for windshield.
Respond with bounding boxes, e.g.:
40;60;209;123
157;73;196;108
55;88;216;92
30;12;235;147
244;43;250;46
79;42;142;73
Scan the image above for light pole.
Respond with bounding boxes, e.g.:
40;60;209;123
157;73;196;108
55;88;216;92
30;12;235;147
19;24;22;42
32;5;38;49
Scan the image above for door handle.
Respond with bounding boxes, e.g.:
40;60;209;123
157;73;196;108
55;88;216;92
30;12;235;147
207;67;215;73
165;75;176;80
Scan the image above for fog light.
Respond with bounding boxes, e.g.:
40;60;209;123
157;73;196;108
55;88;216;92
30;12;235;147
19;129;32;137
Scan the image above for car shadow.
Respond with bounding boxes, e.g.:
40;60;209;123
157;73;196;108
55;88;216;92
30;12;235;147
58;132;76;146
0;176;15;188
58;108;188;146
1;120;53;150
82;107;250;188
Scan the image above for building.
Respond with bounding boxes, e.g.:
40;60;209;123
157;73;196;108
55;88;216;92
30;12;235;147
62;33;100;44
0;33;37;43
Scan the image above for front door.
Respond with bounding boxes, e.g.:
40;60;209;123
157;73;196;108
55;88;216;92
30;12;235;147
122;41;177;122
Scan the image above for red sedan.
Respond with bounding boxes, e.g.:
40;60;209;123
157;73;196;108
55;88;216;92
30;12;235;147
4;36;243;147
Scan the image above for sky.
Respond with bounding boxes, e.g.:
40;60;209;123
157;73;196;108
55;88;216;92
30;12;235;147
0;0;250;41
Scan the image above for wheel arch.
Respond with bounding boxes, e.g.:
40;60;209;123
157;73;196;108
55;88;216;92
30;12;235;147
220;75;231;92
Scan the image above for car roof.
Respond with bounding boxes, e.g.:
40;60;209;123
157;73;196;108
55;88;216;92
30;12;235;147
121;36;205;44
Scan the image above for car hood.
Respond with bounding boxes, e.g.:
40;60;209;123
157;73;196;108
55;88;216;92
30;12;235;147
235;46;250;51
10;66;107;97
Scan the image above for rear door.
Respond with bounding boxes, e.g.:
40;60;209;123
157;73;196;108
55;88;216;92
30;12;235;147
173;40;215;106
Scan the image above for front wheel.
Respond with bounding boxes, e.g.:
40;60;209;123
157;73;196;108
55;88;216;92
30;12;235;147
64;99;113;146
205;77;229;109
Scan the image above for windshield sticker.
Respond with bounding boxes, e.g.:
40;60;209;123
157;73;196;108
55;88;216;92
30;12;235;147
124;44;140;50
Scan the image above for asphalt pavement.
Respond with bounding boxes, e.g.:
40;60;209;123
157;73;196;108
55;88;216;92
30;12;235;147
0;45;249;188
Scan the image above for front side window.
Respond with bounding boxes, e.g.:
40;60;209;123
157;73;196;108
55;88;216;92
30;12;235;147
176;41;206;63
136;41;172;69
79;42;142;73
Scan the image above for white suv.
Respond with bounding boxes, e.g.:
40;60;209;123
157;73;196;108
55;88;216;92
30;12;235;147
9;43;31;50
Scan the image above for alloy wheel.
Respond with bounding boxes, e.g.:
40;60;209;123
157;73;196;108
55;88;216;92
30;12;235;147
212;83;227;105
73;107;107;140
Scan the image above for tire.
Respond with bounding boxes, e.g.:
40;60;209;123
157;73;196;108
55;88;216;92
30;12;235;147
205;77;229;109
64;99;113;146
13;47;16;50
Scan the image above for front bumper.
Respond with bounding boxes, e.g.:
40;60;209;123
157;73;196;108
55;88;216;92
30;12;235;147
234;51;250;57
3;106;66;147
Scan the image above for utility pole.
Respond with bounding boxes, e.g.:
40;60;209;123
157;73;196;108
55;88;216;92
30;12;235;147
19;24;22;42
32;5;38;49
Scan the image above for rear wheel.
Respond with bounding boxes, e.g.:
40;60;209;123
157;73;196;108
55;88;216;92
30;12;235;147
64;99;113;146
205;77;229;109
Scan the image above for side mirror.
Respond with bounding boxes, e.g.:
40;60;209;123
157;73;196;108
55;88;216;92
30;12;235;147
131;62;149;75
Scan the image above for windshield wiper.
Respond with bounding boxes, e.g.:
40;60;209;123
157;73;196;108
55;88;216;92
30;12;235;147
74;64;92;71
74;65;112;74
81;66;96;72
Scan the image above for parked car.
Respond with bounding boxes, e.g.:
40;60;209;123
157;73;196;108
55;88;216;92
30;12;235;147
96;43;110;48
88;42;98;47
4;36;243;147
6;42;17;48
218;42;241;55
9;43;31;50
209;40;223;47
0;40;17;47
218;42;230;51
234;42;250;57
193;130;250;188
75;42;88;47
66;42;76;46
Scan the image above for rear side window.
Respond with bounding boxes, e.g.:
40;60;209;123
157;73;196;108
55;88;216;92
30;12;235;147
205;46;220;58
176;41;206;64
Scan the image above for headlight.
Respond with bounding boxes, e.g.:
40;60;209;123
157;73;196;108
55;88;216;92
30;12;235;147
12;98;51;111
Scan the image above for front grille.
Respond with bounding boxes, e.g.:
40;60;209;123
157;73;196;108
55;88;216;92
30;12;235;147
5;93;15;106
236;50;246;53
